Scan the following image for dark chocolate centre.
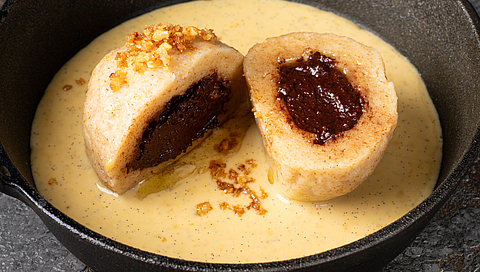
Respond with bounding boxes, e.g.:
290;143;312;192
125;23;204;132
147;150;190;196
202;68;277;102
278;52;365;145
127;73;231;171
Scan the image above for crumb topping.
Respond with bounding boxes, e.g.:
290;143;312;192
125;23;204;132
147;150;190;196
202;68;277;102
205;158;267;217
75;78;86;85
109;23;217;92
48;177;58;185
214;132;240;155
196;201;214;216
62;77;86;91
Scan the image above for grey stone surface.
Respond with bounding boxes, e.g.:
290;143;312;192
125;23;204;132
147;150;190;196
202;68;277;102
0;194;86;272
1;1;480;271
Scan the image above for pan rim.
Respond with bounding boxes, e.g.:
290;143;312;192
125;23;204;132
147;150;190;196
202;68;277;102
1;0;480;270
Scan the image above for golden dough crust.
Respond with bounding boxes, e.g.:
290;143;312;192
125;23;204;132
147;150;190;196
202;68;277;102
244;32;398;201
83;35;246;194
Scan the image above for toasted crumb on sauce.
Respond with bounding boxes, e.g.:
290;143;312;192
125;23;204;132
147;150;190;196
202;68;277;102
214;132;240;155
196;201;214;216
75;78;86;85
109;23;217;92
48;177;58;185
204;158;267;217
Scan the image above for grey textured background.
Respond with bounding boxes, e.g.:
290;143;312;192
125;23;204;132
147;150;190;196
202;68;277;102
1;0;480;271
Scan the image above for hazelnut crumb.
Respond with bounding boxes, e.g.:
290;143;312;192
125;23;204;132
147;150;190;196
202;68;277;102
110;23;217;92
208;158;268;217
196;201;213;216
62;85;72;91
214;136;238;155
75;78;86;85
219;202;246;217
48;177;58;185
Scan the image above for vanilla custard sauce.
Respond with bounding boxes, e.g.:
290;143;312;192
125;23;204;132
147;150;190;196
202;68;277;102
31;0;442;263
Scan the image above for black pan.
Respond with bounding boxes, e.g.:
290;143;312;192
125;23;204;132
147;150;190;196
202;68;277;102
1;0;480;271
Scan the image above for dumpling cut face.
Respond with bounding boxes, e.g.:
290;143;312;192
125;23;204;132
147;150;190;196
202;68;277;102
83;23;247;194
244;32;398;201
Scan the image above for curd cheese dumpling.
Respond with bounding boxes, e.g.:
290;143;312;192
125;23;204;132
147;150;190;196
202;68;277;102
244;32;398;201
83;23;247;194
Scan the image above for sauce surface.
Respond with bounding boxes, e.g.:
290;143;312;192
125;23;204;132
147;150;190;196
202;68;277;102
31;0;442;264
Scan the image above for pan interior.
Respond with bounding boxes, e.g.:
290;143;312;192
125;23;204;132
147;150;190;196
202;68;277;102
1;0;479;270
30;0;442;264
1;0;477;192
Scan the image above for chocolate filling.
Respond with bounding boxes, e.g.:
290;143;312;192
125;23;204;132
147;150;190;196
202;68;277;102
278;52;366;145
127;73;231;171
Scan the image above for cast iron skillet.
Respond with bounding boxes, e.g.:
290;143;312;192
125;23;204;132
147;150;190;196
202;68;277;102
1;0;480;271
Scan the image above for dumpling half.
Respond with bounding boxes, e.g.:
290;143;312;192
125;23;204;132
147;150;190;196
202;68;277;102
244;32;397;201
83;24;247;194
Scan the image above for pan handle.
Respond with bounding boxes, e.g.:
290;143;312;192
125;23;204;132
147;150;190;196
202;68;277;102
0;164;12;193
0;144;30;201
0;163;20;200
0;145;15;196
